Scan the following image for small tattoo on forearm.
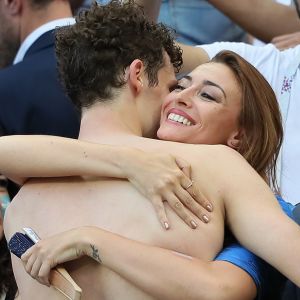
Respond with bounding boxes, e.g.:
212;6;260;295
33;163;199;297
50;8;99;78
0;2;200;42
90;244;102;263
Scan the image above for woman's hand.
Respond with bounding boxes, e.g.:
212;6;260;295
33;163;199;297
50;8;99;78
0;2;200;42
122;150;213;229
272;31;300;50
21;228;89;287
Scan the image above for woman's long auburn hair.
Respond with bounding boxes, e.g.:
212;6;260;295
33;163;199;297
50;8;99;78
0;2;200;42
211;51;283;192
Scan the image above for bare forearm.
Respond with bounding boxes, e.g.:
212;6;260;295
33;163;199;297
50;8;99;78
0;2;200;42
219;148;300;287
135;0;162;22
0;135;133;184
178;43;209;74
83;228;255;300
208;0;300;42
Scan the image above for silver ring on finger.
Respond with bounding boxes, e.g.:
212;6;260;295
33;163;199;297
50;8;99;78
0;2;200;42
185;180;194;190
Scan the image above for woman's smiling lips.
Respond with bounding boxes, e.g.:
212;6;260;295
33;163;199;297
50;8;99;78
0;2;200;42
166;108;195;126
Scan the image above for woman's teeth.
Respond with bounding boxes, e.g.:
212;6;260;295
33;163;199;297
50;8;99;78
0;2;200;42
167;113;192;126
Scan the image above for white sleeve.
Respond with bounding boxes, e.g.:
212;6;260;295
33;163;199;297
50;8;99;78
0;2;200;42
198;42;300;99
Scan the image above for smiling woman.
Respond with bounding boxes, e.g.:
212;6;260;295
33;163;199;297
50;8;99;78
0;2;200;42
158;50;283;189
157;62;242;146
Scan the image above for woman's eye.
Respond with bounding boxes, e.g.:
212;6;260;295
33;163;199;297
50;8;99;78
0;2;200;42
170;84;185;92
200;92;216;101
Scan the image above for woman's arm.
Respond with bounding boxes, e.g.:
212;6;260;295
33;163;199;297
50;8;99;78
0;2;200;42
216;147;300;287
0;135;212;228
21;226;256;300
178;43;210;74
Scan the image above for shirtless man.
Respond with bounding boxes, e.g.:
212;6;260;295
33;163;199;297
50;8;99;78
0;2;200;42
4;2;300;299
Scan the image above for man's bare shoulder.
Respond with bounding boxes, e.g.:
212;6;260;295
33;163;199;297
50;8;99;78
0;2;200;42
133;137;246;166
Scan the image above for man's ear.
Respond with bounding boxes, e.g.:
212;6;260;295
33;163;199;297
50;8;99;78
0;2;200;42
4;0;22;16
227;129;243;150
128;59;145;95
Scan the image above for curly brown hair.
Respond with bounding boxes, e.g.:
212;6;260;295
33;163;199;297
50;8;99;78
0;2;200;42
55;0;182;110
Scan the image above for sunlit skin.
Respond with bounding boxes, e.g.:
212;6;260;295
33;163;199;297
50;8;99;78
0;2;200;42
157;63;242;147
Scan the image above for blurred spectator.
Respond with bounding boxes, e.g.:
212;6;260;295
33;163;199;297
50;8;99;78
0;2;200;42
0;1;82;298
0;0;82;198
96;0;300;49
251;0;293;47
97;0;246;45
157;0;246;45
207;0;300;43
0;12;19;69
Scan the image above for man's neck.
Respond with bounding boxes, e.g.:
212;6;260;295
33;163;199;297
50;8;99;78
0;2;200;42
20;0;72;42
78;102;143;143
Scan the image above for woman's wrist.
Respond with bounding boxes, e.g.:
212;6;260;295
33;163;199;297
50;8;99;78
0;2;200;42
80;226;103;264
116;147;142;180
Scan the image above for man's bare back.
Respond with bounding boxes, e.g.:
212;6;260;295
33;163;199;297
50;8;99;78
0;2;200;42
5;135;231;299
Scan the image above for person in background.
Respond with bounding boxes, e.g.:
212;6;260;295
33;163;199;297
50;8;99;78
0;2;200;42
97;0;246;45
0;1;83;299
0;0;82;199
157;0;246;45
206;0;300;49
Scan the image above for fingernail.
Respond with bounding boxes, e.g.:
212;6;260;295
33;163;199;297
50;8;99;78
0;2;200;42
164;222;170;230
206;204;213;212
190;220;198;229
203;215;209;223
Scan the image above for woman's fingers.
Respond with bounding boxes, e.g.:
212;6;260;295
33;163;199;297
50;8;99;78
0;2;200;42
151;192;200;229
130;152;213;229
272;32;300;50
151;195;170;230
23;252;36;274
175;156;191;178
175;188;210;223
21;246;34;262
21;242;52;286
181;177;213;212
149;175;213;229
165;192;199;229
38;262;51;286
192;185;213;212
30;258;43;280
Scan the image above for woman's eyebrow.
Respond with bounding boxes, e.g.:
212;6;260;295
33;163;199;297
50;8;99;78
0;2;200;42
180;75;192;82
203;80;226;98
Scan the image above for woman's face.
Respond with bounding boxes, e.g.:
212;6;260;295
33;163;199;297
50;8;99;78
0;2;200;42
157;62;242;147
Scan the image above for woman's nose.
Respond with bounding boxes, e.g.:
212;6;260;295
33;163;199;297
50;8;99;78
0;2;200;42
174;91;193;108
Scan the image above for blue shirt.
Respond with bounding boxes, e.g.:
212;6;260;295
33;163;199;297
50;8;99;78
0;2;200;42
215;196;294;299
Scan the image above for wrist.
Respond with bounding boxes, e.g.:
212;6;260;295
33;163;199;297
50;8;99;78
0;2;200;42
118;147;142;180
80;226;103;263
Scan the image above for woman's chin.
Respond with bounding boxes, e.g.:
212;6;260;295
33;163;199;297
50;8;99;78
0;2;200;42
157;129;182;142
